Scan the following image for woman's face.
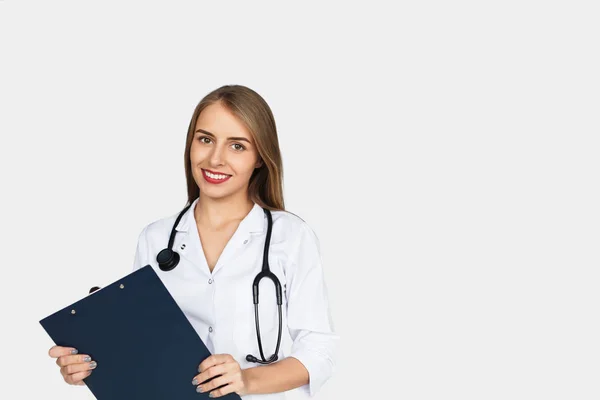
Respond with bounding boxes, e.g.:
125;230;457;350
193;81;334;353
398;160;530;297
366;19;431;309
190;102;262;202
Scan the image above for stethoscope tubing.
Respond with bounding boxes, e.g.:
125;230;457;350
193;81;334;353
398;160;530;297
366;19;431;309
158;202;283;364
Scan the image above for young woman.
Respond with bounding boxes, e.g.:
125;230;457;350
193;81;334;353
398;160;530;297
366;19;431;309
48;85;338;398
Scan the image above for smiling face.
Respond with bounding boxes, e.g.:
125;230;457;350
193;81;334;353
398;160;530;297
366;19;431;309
190;101;262;202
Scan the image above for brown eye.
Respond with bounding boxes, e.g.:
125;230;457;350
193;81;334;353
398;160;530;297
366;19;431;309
199;137;211;144
232;143;245;151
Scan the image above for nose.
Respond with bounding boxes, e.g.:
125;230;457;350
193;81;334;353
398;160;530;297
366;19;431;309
209;143;226;167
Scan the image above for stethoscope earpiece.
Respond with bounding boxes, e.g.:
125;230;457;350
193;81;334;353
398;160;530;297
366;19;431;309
157;248;180;271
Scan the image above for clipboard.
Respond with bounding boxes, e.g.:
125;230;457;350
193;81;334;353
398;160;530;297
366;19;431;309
39;264;241;399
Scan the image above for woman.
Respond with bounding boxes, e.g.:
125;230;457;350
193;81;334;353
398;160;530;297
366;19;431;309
48;84;338;398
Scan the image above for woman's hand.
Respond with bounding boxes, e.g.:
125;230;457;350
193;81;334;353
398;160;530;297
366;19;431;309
48;345;97;386
193;354;249;397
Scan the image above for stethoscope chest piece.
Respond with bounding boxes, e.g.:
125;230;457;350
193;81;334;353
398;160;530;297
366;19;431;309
157;248;180;271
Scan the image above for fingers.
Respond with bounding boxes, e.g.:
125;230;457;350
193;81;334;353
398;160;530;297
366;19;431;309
49;346;97;386
60;360;97;376
63;369;93;385
195;372;240;397
194;364;227;387
198;354;233;373
194;354;243;397
55;354;92;367
48;345;78;358
61;360;97;385
207;383;241;398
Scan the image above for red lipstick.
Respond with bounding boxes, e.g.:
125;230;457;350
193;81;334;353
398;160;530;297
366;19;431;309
201;169;231;184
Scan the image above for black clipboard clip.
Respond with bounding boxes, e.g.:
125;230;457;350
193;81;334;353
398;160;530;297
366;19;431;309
89;286;101;295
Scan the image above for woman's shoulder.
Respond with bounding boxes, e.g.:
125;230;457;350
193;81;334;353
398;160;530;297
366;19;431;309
270;208;308;230
269;208;320;246
136;209;183;242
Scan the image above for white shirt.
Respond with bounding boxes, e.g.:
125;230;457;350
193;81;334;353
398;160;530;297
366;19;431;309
132;197;338;399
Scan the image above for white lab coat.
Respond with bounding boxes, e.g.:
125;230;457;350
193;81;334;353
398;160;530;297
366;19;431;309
132;197;338;399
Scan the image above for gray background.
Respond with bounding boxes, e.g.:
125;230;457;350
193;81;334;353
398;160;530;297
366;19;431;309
1;1;598;399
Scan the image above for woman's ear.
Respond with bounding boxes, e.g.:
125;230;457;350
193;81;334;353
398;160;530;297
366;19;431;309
255;158;263;168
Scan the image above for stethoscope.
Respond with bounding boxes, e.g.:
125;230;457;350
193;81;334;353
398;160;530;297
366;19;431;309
155;203;283;365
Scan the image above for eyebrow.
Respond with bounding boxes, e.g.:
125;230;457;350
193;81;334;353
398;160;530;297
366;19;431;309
195;128;252;144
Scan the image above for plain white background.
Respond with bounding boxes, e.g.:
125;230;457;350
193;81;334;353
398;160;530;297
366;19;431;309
1;1;599;399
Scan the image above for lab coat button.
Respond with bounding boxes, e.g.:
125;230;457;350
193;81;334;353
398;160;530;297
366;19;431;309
180;243;186;250
209;327;213;333
208;279;213;284
243;239;248;244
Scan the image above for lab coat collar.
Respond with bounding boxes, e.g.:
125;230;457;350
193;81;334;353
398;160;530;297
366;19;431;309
175;197;265;234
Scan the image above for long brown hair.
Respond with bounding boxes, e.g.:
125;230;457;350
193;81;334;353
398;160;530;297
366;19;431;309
183;85;285;211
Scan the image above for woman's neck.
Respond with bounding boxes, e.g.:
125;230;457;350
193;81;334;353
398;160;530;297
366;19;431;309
194;194;254;230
